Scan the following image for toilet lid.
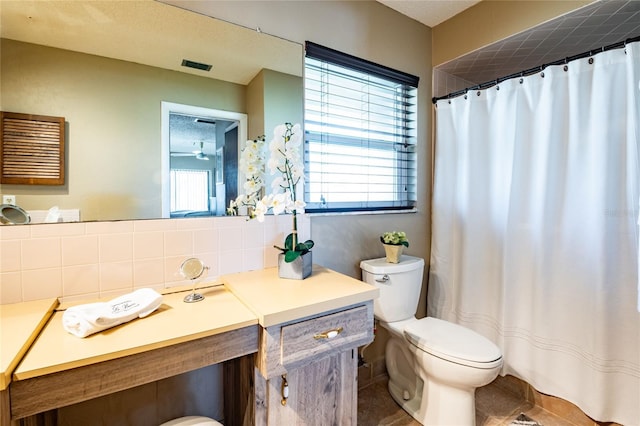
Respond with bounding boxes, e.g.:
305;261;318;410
404;317;502;368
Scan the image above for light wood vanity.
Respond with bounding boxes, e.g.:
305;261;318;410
0;264;378;426
223;265;377;425
0;298;59;426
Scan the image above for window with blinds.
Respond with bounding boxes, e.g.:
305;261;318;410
170;169;210;212
304;41;419;213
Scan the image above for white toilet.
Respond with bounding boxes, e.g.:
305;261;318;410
360;256;503;426
160;416;222;426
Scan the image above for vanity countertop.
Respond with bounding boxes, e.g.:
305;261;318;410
222;265;379;327
0;298;59;390
13;285;258;381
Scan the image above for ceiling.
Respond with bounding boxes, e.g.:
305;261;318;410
169;114;223;158
376;0;481;27
437;0;640;88
0;0;300;86
380;0;640;98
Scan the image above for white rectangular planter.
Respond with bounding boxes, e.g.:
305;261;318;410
278;252;312;280
383;244;403;263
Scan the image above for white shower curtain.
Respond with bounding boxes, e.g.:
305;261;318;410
429;41;640;425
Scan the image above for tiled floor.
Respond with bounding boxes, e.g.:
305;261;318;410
357;376;575;426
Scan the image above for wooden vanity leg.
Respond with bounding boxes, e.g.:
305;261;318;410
0;389;9;426
18;411;56;426
223;354;256;426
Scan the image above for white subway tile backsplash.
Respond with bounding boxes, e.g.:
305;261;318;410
60;292;100;304
264;246;282;268
1;215;310;304
134;232;165;259
21;238;61;270
22;268;62;301
86;220;134;235
63;235;99;266
133;219;176;232
133;258;165;287
243;223;266;249
1;240;22;272
175;217;214;230
242;247;265;272
0;272;22;304
163;231;194;256
100;234;134;263
218;226;243;251
0;225;30;240
99;261;133;292
29;222;85;238
215;215;250;227
193;229;218;254
218;249;243;276
62;264;100;296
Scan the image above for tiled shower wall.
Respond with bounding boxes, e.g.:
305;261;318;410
0;214;309;305
432;68;477;100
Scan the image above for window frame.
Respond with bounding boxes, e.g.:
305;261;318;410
303;41;419;214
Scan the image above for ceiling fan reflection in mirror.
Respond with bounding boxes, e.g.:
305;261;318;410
171;140;211;161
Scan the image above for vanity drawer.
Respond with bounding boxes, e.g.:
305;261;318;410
280;304;372;369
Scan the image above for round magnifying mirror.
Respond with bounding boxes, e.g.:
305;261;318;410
0;204;31;225
180;257;206;280
180;257;208;303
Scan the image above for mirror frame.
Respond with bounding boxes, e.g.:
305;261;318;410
161;102;247;218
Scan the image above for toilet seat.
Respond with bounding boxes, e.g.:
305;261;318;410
159;416;222;426
403;317;502;369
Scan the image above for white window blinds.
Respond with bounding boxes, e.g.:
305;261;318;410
170;169;209;212
304;41;419;212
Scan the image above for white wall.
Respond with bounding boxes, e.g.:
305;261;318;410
203;0;433;311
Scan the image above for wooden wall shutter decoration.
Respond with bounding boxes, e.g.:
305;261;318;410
0;111;65;185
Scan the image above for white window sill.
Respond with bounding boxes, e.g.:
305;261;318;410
307;208;418;218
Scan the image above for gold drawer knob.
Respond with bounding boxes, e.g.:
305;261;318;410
314;326;344;340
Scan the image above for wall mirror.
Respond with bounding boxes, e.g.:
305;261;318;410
0;0;303;222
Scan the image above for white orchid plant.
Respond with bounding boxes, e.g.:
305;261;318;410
229;123;314;263
228;135;266;216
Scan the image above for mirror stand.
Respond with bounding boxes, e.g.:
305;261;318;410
183;290;205;303
179;257;209;303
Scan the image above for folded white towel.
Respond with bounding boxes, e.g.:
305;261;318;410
62;288;163;338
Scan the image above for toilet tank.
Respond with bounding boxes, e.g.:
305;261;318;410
360;256;425;322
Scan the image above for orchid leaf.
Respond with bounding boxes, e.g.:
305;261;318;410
284;250;300;262
284;233;294;251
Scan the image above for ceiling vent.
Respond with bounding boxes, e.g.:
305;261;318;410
181;59;212;72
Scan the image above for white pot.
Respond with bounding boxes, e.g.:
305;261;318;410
278;252;312;280
383;244;403;263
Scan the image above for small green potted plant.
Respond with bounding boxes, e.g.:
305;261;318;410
380;231;409;263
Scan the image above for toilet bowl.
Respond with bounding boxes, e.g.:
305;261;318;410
360;256;503;426
159;416;222;426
